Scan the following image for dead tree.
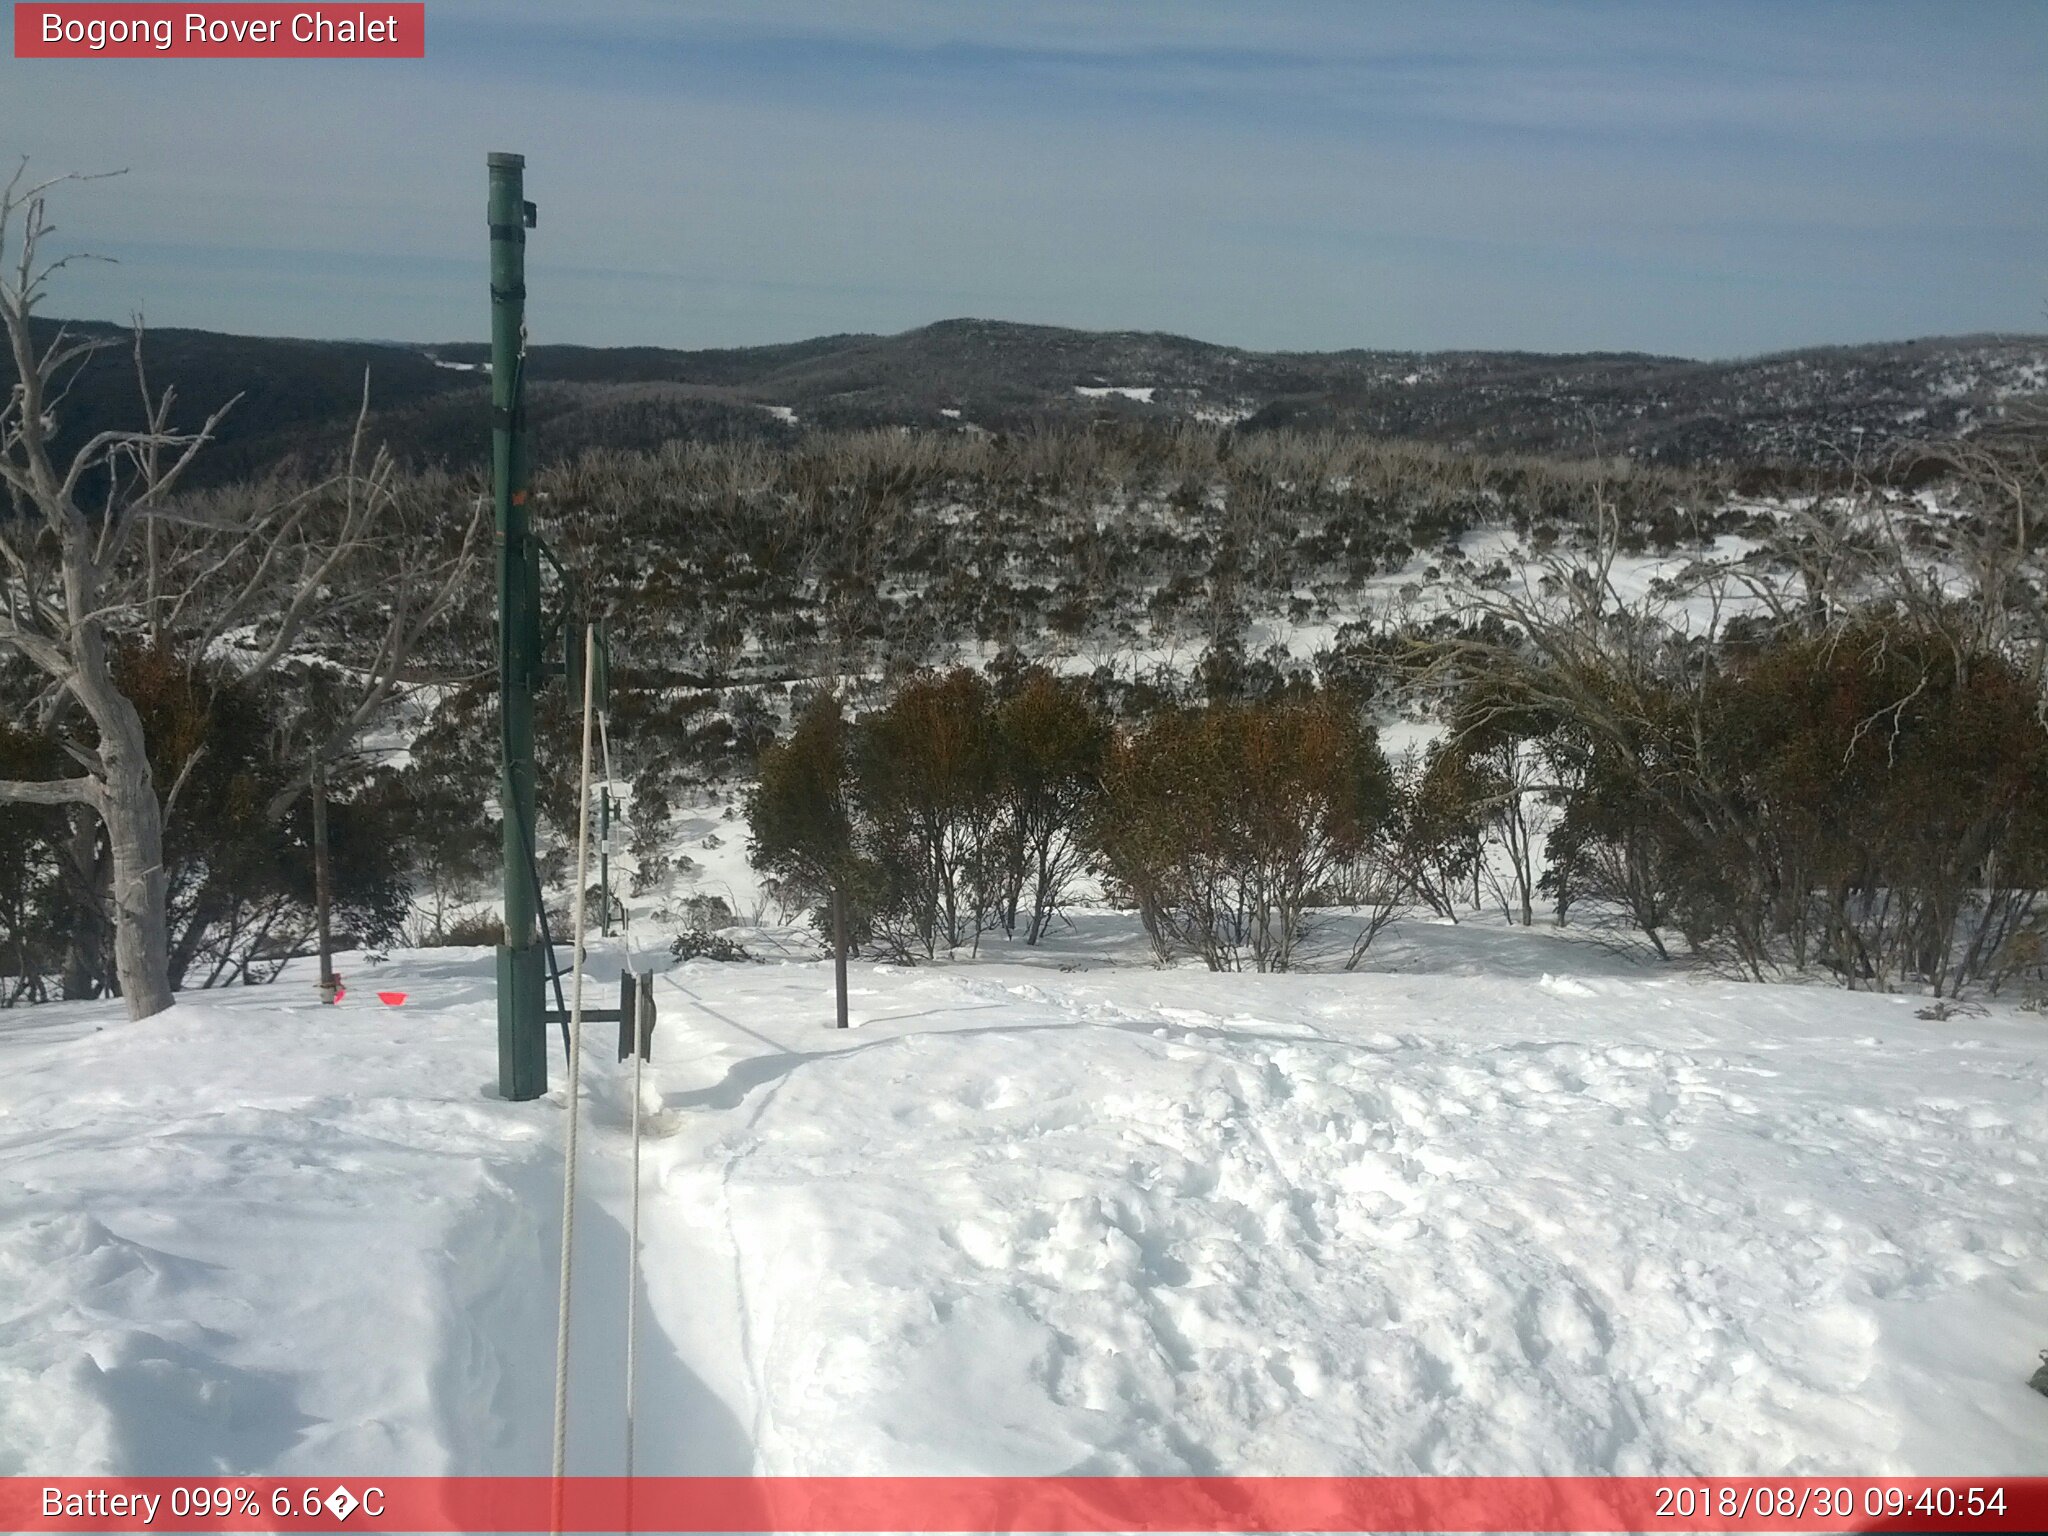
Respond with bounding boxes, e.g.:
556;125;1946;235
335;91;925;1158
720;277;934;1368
255;447;482;1003
0;168;230;1015
0;164;476;1016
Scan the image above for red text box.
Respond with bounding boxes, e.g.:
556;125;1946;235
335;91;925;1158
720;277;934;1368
4;1476;2046;1532
14;4;425;58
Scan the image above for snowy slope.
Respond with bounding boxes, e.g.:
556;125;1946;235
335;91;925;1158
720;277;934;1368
0;958;557;1475
2;919;2045;1478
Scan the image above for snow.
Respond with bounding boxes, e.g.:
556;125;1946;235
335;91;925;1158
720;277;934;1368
761;405;799;426
1075;386;1156;403
3;917;2045;1478
0;966;556;1475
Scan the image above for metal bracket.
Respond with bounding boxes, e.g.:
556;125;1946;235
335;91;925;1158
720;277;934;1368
535;536;572;677
541;971;657;1063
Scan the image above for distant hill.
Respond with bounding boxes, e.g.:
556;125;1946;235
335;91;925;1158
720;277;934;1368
11;316;2045;485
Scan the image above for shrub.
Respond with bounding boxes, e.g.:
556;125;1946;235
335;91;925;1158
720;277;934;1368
852;669;1003;957
989;669;1108;944
426;912;503;947
748;691;858;921
671;928;755;963
1683;626;2048;993
676;893;737;931
1095;692;1397;971
1521;623;2048;992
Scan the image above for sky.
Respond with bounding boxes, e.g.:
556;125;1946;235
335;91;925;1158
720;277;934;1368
2;0;2044;359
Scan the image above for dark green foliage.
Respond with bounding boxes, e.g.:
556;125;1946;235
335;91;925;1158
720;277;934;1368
1539;713;1683;956
1393;741;1489;923
748;668;1116;960
748;692;857;900
1431;682;1551;926
991;669;1109;944
1498;619;2048;993
1680;628;2048;991
747;690;864;949
851;670;1004;958
0;645;416;997
420;912;504;948
383;682;501;942
0;720;72;1003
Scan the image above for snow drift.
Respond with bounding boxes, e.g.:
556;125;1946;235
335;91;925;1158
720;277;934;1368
1;919;2043;1477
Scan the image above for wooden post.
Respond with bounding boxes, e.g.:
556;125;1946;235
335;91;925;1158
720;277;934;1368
311;759;337;1004
832;884;850;1029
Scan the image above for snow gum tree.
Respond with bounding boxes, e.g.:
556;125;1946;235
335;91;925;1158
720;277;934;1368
1420;458;2048;993
1096;693;1396;972
990;667;1107;945
0;167;477;1015
852;668;1004;958
747;690;859;1027
0;173;227;1015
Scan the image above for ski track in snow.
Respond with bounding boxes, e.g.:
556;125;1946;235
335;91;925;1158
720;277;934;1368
2;919;2045;1476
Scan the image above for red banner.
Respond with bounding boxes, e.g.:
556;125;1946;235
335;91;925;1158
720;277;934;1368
13;4;425;58
3;1477;2044;1532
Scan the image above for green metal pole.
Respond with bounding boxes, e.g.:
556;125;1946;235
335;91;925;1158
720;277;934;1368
491;151;546;1101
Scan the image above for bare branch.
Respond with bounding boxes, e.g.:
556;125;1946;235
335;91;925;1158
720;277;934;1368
0;775;100;807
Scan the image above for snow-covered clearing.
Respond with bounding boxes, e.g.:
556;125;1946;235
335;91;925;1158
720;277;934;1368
2;918;2045;1477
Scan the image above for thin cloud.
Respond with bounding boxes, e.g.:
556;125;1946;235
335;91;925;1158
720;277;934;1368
1;0;2041;356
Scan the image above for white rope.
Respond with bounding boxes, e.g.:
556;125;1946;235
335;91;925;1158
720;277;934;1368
626;1024;644;1488
550;624;600;1533
599;706;646;1489
600;709;652;1499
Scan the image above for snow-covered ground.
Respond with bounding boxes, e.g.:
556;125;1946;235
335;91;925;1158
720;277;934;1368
2;917;2045;1478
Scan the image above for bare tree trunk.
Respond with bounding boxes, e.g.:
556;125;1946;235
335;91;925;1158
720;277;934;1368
6;174;480;1018
1509;800;1535;927
831;884;850;1030
60;805;105;999
97;708;175;1018
60;621;178;1019
1027;836;1059;945
311;761;338;1004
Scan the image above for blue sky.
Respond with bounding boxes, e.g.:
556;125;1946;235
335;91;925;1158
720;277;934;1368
3;0;2043;357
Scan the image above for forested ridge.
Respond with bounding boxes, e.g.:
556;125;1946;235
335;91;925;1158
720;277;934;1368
6;174;2048;1007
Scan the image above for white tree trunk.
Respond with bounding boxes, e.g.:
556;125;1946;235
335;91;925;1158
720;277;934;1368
74;643;176;1019
103;761;175;1018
